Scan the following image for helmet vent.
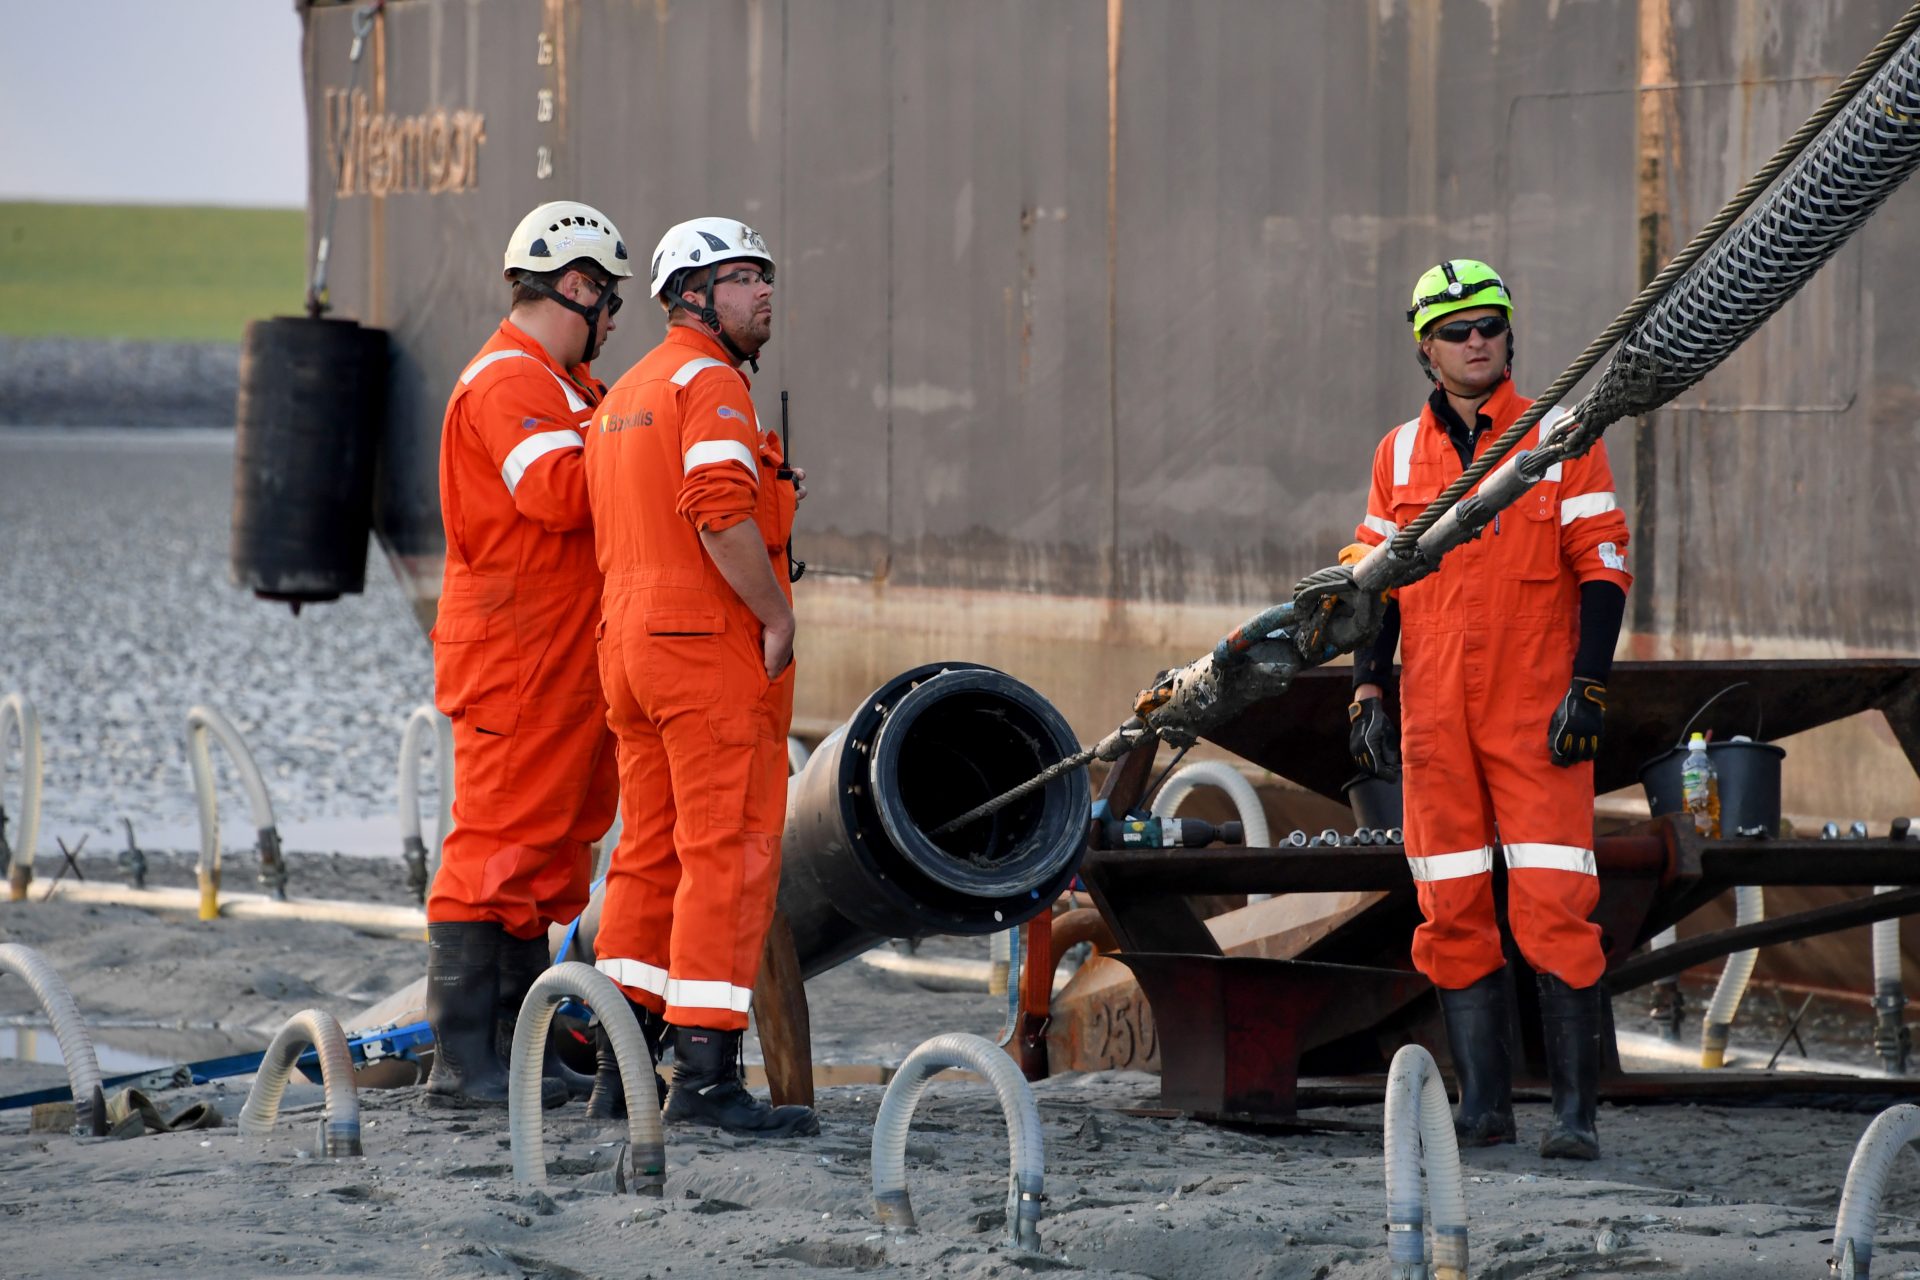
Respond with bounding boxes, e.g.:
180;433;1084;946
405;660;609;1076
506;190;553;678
528;238;552;259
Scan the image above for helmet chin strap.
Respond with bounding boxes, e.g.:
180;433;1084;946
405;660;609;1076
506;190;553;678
672;267;761;372
523;276;611;367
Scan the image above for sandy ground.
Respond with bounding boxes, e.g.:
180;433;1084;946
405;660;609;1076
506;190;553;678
4;851;1920;1278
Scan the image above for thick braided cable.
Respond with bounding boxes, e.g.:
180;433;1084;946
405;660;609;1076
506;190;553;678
1388;0;1920;556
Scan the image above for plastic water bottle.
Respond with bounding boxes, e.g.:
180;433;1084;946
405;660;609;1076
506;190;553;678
1680;732;1720;838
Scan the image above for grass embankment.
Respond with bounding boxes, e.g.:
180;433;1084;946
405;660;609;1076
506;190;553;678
0;202;306;343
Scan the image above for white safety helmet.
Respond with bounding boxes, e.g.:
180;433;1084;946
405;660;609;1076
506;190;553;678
502;200;633;281
648;217;774;300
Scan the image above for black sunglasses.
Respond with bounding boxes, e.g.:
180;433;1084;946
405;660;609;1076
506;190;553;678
1427;314;1508;344
574;271;623;316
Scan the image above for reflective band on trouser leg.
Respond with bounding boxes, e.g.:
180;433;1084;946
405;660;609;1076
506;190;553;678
1407;846;1494;882
596;956;669;997
1401;726;1505;990
591;604;679;1016
664;978;754;1015
1477;718;1605;988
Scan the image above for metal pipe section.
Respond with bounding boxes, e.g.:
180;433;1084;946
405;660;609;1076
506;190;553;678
237;1008;362;1157
0;944;104;1136
1700;886;1764;1067
396;704;453;905
786;735;810;776
1830;1102;1920;1278
186;704;287;913
1151;761;1272;900
870;1031;1045;1251
1;693;44;901
1382;1044;1468;1280
509;962;664;1196
780;664;1089;975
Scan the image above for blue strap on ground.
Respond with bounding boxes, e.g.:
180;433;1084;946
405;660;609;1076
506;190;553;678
0;1018;436;1112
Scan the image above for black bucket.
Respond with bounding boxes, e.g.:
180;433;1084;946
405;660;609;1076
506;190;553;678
1343;772;1404;830
1638;740;1786;837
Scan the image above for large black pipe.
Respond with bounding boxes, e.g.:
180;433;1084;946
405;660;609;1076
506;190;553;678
561;663;1089;978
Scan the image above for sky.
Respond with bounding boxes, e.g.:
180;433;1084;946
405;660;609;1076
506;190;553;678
0;0;308;208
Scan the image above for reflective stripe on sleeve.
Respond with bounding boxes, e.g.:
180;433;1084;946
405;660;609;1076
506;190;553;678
1362;514;1398;540
665;977;755;1013
683;438;759;483
596;956;669;995
671;357;731;386
462;348;588;412
1390;417;1421;487
1503;842;1598;876
1406;846;1494;882
1559;491;1619;525
501;429;585;494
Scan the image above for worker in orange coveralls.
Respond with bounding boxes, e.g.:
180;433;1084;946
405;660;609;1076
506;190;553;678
579;216;816;1139
1344;260;1631;1160
424;201;628;1108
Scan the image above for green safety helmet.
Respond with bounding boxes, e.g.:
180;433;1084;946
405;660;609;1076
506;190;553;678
1407;259;1513;337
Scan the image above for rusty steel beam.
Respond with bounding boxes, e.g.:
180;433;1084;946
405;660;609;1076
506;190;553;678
1606;886;1920;992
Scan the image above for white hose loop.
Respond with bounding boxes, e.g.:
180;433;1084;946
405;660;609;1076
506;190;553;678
870;1031;1045;1251
396;705;453;901
1383;1044;1468;1280
1830;1103;1920;1278
1700;885;1764;1066
186;704;284;916
510;962;664;1196
1;693;44;900
237;1008;362;1156
0;944;104;1136
787;735;810;775
1150;760;1271;847
1152;760;1272;900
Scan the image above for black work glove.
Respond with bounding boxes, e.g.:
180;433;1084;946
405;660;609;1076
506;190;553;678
1548;676;1607;766
1347;696;1401;782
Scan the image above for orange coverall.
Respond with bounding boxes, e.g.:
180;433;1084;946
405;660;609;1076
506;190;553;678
427;320;619;939
583;326;798;1032
1352;380;1632;990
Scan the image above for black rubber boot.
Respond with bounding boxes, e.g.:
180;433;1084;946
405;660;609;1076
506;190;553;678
424;922;512;1107
584;1000;669;1121
1436;967;1516;1147
495;932;581;1110
663;1026;819;1138
1536;972;1603;1160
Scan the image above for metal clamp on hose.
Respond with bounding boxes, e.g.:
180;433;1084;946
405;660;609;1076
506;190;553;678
2;693;44;901
509;963;665;1196
397;705;453;905
238;1008;362;1157
186;704;288;914
1383;1044;1468;1280
870;1031;1045;1251
0;944;105;1136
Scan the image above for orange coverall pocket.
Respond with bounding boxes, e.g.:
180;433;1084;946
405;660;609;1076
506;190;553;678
704;709;762;830
1509;486;1564;580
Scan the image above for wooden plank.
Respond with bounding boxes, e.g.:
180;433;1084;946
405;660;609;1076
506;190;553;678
752;909;814;1108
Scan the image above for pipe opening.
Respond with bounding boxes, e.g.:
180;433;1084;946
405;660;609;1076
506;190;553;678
872;672;1085;901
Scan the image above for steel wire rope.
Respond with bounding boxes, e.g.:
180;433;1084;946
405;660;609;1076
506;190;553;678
1386;0;1920;556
